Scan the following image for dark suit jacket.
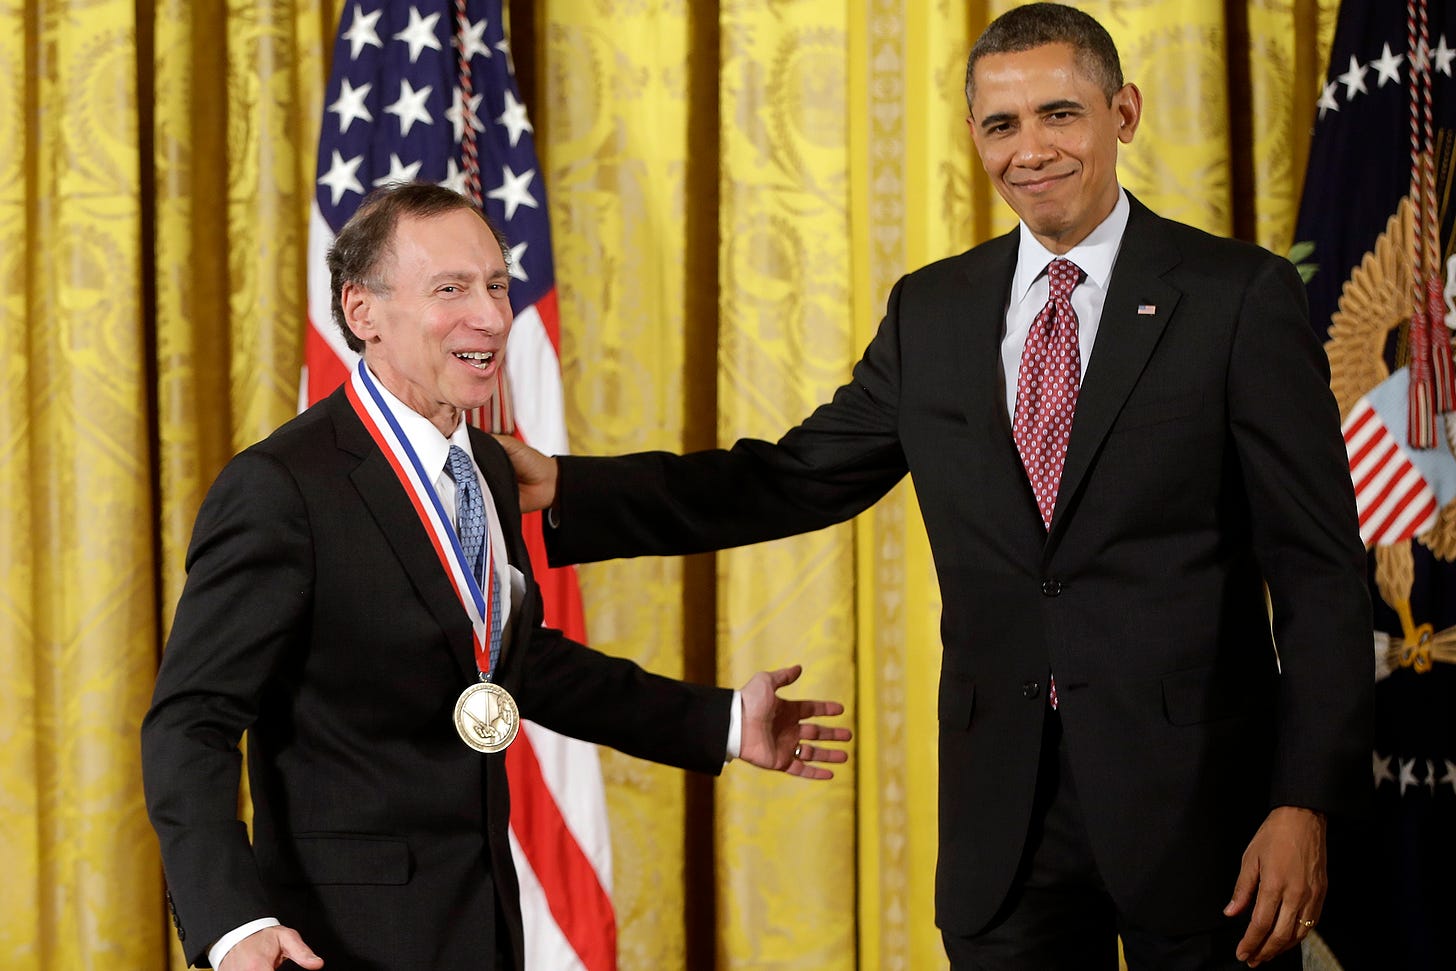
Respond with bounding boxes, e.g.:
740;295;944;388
141;387;733;970
546;196;1373;936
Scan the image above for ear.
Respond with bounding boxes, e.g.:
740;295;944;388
341;281;378;345
1114;82;1143;144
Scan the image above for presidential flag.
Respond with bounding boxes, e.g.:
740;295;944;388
1293;2;1456;967
305;5;616;969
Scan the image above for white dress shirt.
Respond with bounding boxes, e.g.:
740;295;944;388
1001;188;1132;415
371;373;520;643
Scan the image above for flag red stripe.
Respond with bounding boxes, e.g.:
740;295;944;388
508;508;612;967
505;722;617;971
1351;448;1409;524
1345;439;1391;500
1341;402;1376;446
305;320;350;404
1364;474;1426;538
1344;410;1385;472
1368;492;1437;546
534;287;561;353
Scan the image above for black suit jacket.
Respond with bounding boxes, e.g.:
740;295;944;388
546;196;1372;936
141;387;733;969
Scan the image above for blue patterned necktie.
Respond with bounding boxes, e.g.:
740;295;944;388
446;444;503;676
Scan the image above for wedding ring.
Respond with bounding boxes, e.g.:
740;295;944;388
1300;919;1315;928
794;744;803;760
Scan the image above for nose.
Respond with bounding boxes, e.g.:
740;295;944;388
1011;126;1055;167
467;290;513;337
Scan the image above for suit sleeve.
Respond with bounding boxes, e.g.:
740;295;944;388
547;276;914;567
518;626;737;773
468;432;737;772
140;450;315;966
1227;253;1373;815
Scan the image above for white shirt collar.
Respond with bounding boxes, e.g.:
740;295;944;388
363;366;468;479
1011;187;1130;303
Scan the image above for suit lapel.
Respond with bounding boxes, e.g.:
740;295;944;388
332;392;479;683
958;230;1032;471
1050;197;1182;540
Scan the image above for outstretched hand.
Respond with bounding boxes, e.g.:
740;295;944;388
491;434;559;514
737;664;852;780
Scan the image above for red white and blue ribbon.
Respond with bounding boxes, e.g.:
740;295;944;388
345;360;501;679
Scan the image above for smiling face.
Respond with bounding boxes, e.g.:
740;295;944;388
969;42;1141;254
342;208;513;435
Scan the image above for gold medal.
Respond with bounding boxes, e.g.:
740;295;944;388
453;681;519;753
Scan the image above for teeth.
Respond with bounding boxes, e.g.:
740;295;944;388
455;352;494;366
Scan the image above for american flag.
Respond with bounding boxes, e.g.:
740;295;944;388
304;4;616;969
1343;368;1456;547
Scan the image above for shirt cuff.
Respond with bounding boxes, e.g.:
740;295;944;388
209;917;280;969
726;689;743;761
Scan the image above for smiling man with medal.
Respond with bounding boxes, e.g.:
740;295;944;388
141;182;852;971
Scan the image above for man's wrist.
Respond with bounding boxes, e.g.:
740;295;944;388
725;689;743;761
209;917;280;969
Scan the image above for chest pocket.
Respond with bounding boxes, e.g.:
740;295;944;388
1114;391;1202;433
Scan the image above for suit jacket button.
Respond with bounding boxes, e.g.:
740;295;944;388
1041;578;1062;596
1022;680;1040;699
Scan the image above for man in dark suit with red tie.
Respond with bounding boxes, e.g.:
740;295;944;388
139;182;851;971
499;5;1372;969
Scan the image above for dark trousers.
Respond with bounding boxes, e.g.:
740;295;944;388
942;709;1302;971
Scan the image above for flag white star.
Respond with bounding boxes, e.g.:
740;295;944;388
1427;759;1439;794
496;38;514;74
1374;751;1396;788
393;6;443;64
341;3;383;60
507;240;529;282
1317;80;1340;120
328;77;373;134
496;89;534;147
385;79;434;136
373;152;423;188
487;164;539;221
1372;42;1403;87
1435;35;1455;77
454;16;492;61
318;150;365;206
1337;54;1368;100
1440;759;1456;794
440;158;469;196
1399;757;1419;796
448;87;485;144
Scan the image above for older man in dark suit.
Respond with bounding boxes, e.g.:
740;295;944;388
500;5;1372;969
140;182;850;971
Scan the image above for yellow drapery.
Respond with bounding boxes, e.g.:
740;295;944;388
0;1;1336;967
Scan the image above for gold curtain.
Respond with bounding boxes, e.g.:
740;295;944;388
0;1;1336;968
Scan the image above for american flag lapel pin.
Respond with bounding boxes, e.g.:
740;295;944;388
1137;303;1157;315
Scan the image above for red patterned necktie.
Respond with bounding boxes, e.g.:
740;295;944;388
1013;258;1085;530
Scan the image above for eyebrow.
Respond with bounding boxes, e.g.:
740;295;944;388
1037;99;1085;114
426;267;511;285
977;98;1086;130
